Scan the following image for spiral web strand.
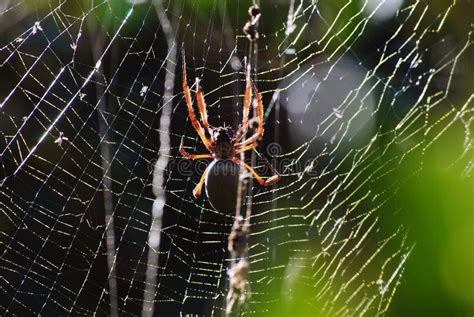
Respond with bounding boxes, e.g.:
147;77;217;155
0;0;472;316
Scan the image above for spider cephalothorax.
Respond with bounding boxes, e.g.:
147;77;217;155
213;127;235;159
179;51;280;198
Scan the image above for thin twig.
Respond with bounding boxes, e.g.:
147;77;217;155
88;15;119;317
226;3;260;316
142;1;178;316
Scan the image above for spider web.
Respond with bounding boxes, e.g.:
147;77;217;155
0;0;472;316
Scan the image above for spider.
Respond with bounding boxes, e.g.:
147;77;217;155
179;53;280;198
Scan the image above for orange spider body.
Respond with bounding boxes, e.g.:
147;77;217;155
179;51;280;198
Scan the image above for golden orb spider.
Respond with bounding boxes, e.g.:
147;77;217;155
179;52;280;198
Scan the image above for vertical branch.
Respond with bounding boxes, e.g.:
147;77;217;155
246;1;260;227
142;1;178;316
88;14;119;317
226;3;260;316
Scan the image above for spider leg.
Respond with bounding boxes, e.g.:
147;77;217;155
180;146;214;160
195;77;211;138
193;163;212;198
234;63;252;142
234;143;257;155
182;50;213;150
233;157;280;187
235;80;264;148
